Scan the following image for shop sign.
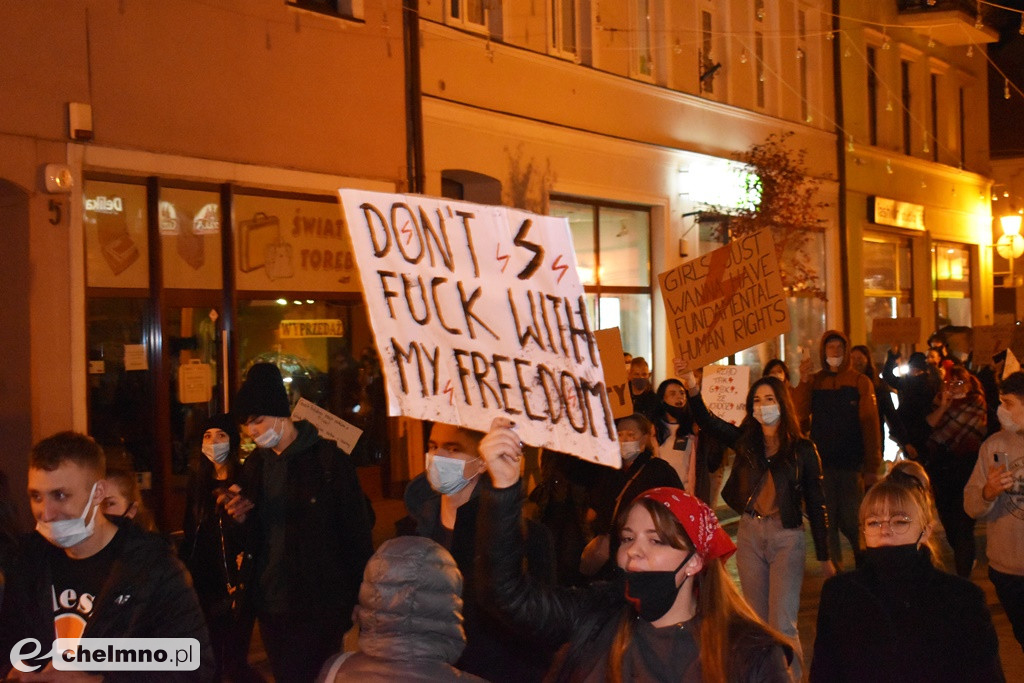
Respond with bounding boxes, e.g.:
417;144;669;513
658;230;790;368
702;365;750;426
871;317;922;345
594;328;632;419
234;195;360;293
339;189;618;468
279;318;345;338
870;196;925;230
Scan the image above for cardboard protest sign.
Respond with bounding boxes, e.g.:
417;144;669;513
292;398;363;453
871;317;922;345
701;365;750;426
594;328;633;419
339;190;619;467
658;231;789;368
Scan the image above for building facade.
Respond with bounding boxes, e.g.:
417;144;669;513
0;0;407;528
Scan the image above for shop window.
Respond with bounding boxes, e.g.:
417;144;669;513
233;192;360;294
83;179;149;289
234;299;387;465
160;187;222;290
864;236;914;358
550;197;652;365
933;242;971;327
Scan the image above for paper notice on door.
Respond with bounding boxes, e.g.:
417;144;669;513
123;344;148;371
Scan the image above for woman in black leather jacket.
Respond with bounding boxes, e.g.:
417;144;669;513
476;418;794;683
676;363;832;681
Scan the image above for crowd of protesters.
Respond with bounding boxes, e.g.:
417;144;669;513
1;326;1023;681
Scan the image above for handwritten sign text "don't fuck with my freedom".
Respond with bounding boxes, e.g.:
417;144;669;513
338;190;619;467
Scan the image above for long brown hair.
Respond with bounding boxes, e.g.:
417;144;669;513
736;376;803;464
608;498;788;682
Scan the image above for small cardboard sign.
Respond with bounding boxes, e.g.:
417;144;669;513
291;398;363;453
871;317;922;345
658;231;789;368
123;344;148;371
177;359;212;404
701;365;750;426
594;328;633;419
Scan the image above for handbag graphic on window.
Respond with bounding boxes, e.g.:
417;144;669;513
239;212;293;280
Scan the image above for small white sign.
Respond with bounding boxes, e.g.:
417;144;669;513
291;398;363;454
701;365;751;426
123;344;148;371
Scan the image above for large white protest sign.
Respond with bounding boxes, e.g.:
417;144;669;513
338;190;619;467
701;365;750;426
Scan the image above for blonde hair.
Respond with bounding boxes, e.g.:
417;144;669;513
860;475;941;562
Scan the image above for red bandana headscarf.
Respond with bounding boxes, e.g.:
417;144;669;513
636;487;736;561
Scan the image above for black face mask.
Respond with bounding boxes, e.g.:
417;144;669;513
862;542;924;576
662;403;690;423
624;552;693;622
630;378;651;394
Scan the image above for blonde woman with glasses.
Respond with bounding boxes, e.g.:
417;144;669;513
810;473;1004;682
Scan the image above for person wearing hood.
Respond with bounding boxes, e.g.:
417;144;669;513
965;370;1024;652
317;536;485;682
403;420;557;681
794;330;881;569
226;362;374;683
811;473;1003;682
581;413;682;579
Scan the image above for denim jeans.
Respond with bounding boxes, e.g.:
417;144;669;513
736;513;806;680
822;468;863;569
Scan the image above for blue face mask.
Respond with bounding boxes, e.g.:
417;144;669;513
253;417;284;449
755;404;781;426
425;450;480;495
36;482;100;548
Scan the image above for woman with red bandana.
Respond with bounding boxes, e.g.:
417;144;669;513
476;418;794;683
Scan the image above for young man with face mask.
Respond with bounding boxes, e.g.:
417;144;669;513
229;362;374;683
402;421;557;681
965;370;1024;652
0;431;213;679
794;329;881;569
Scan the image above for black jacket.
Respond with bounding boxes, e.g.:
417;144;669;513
691;392;831;562
0;520;213;680
240;420;373;626
478;485;791;683
810;547;1003;683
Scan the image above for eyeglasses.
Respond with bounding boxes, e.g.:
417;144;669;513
863;515;915;536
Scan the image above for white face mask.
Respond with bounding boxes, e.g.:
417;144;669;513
619;440;644;461
36;481;100;549
253;417;284;449
202;441;231;464
997;405;1020;431
426;451;480;495
826;356;843;369
755;404;781;426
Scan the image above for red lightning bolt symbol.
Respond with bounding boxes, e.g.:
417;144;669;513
551;254;569;284
443;380;454;405
696;247;745;348
400;220;413;245
567;386;578;412
495;244;510;273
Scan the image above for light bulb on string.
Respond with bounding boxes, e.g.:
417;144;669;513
847;135;855;152
826;31;835;41
886;100;893;112
975;15;984;30
886;159;894;175
927;33;936;48
740;50;748;64
882;33;891;51
844;47;851;58
1019;15;1024;35
967;44;973;57
1006;78;1012;100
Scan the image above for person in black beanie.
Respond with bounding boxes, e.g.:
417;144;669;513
224;363;374;683
181;413;263;681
